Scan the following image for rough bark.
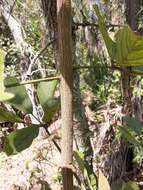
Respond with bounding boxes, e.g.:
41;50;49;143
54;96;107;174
125;0;140;31
57;0;73;189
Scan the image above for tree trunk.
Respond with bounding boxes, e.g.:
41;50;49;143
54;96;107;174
41;0;59;68
125;0;140;31
57;0;73;189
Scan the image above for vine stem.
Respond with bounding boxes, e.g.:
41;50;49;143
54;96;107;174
5;76;60;88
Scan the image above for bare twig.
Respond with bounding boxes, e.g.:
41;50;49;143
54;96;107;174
73;22;124;29
31;39;55;65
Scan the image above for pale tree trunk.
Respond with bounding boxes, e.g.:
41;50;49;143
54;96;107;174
57;0;73;189
41;0;59;68
0;1;41;123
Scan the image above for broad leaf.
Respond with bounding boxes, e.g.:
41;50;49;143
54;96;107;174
98;170;110;190
4;126;39;155
94;4;116;60
5;77;33;114
121;181;139;190
42;99;60;123
116;26;143;66
0;108;23;122
123;116;143;135
0;49;14;101
37;80;60;123
0;92;15;101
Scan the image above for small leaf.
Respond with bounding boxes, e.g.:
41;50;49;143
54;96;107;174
121;181;140;190
73;151;85;175
98;170;110;190
5;77;33;114
0;108;23;122
123;116;143;135
90;173;97;189
37;80;59;123
3;126;39;155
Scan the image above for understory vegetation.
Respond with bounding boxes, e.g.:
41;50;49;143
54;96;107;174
0;0;143;190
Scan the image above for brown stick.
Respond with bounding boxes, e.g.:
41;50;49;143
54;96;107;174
57;0;73;189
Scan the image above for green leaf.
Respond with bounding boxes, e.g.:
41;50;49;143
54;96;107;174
115;26;143;66
5;77;33;114
0;108;23;122
123;116;143;135
0;92;15;101
42;99;60;123
120;181;140;190
0;49;14;101
117;126;140;146
37;80;60;123
73;151;85;175
94;4;116;60
90;173;97;189
98;170;110;190
3;126;39;155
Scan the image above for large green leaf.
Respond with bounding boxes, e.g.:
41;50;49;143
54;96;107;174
5;77;33;114
116;26;143;66
3;126;39;155
123;116;143;135
94;4;116;60
120;181;140;190
37;80;60;123
0;108;23;123
0;49;14;101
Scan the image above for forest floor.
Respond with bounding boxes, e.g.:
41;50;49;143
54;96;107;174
0;132;61;190
0;91;143;189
